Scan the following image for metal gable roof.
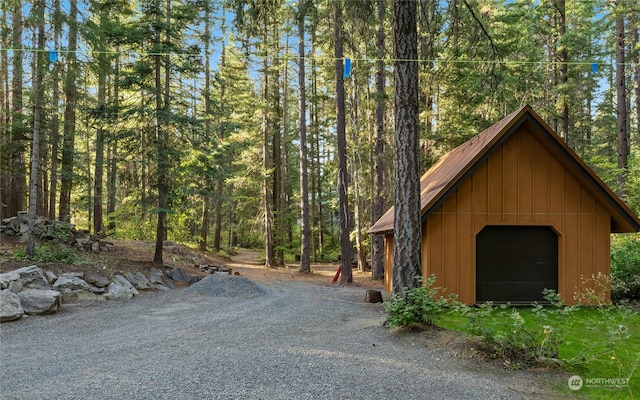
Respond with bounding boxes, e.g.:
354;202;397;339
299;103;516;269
369;105;640;235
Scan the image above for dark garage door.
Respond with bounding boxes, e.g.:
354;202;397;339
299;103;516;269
476;226;558;304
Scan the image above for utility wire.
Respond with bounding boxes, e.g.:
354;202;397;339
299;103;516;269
0;47;637;67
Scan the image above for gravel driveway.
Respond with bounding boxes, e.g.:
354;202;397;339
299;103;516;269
0;275;564;399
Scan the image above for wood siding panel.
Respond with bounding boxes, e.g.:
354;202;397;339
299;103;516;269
458;214;474;304
564;170;580;213
426;208;444;288
457;177;473;214
580;213;595;278
517;131;534;222
443;211;458;296
549;156;565;214
502;136;519;223
533;136;550;222
384;235;393;293
473;161;488;215
562;214;579;302
487;145;503;216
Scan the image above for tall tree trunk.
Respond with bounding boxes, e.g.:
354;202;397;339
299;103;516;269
615;1;628;199
26;0;46;258
262;53;274;268
334;2;352;284
93;55;107;235
59;0;78;222
48;0;62;220
214;176;223;250
371;0;386;281
279;38;289;268
349;72;367;273
0;8;7;221
392;0;421;296
107;52;120;234
7;0;26;219
632;17;640;146
154;0;170;263
298;0;311;274
200;5;212;252
273;56;284;267
556;0;569;142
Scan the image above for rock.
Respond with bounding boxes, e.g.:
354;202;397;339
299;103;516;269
165;266;191;283
52;275;104;301
364;289;383;303
124;272;152;290
53;275;93;292
0;290;24;322
85;274;111;288
8;280;24;293
161;276;175;289
71;291;106;301
152;284;170;292
44;270;58;284
100;242;115;252
17;289;62;315
106;275;139;300
91;241;100;252
75;237;90;246
0;265;50;291
149;267;165;284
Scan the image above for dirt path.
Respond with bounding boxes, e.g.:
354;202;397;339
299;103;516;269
228;248;263;266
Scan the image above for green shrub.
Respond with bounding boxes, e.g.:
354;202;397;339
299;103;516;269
610;234;640;302
384;274;459;329
467;302;562;368
13;243;78;264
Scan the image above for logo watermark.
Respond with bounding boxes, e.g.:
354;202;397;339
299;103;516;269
568;375;583;391
568;375;630;390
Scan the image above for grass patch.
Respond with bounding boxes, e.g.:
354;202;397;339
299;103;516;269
438;305;640;399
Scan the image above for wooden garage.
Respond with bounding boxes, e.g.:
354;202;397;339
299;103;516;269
370;105;640;305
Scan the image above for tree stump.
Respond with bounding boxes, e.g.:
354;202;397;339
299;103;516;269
364;289;383;303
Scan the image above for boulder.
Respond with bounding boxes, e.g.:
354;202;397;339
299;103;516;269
85;274;111;288
124;272;152;290
149;267;165;285
152;284;170;292
0;290;24;322
52;274;104;301
106;275;139;300
53;274;93;292
165;266;191;283
0;265;50;291
18;289;62;315
44;270;58;284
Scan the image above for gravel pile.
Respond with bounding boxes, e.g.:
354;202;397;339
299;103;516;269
183;274;267;298
0;279;564;400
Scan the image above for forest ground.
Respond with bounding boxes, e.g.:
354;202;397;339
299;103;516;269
0;237;381;289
